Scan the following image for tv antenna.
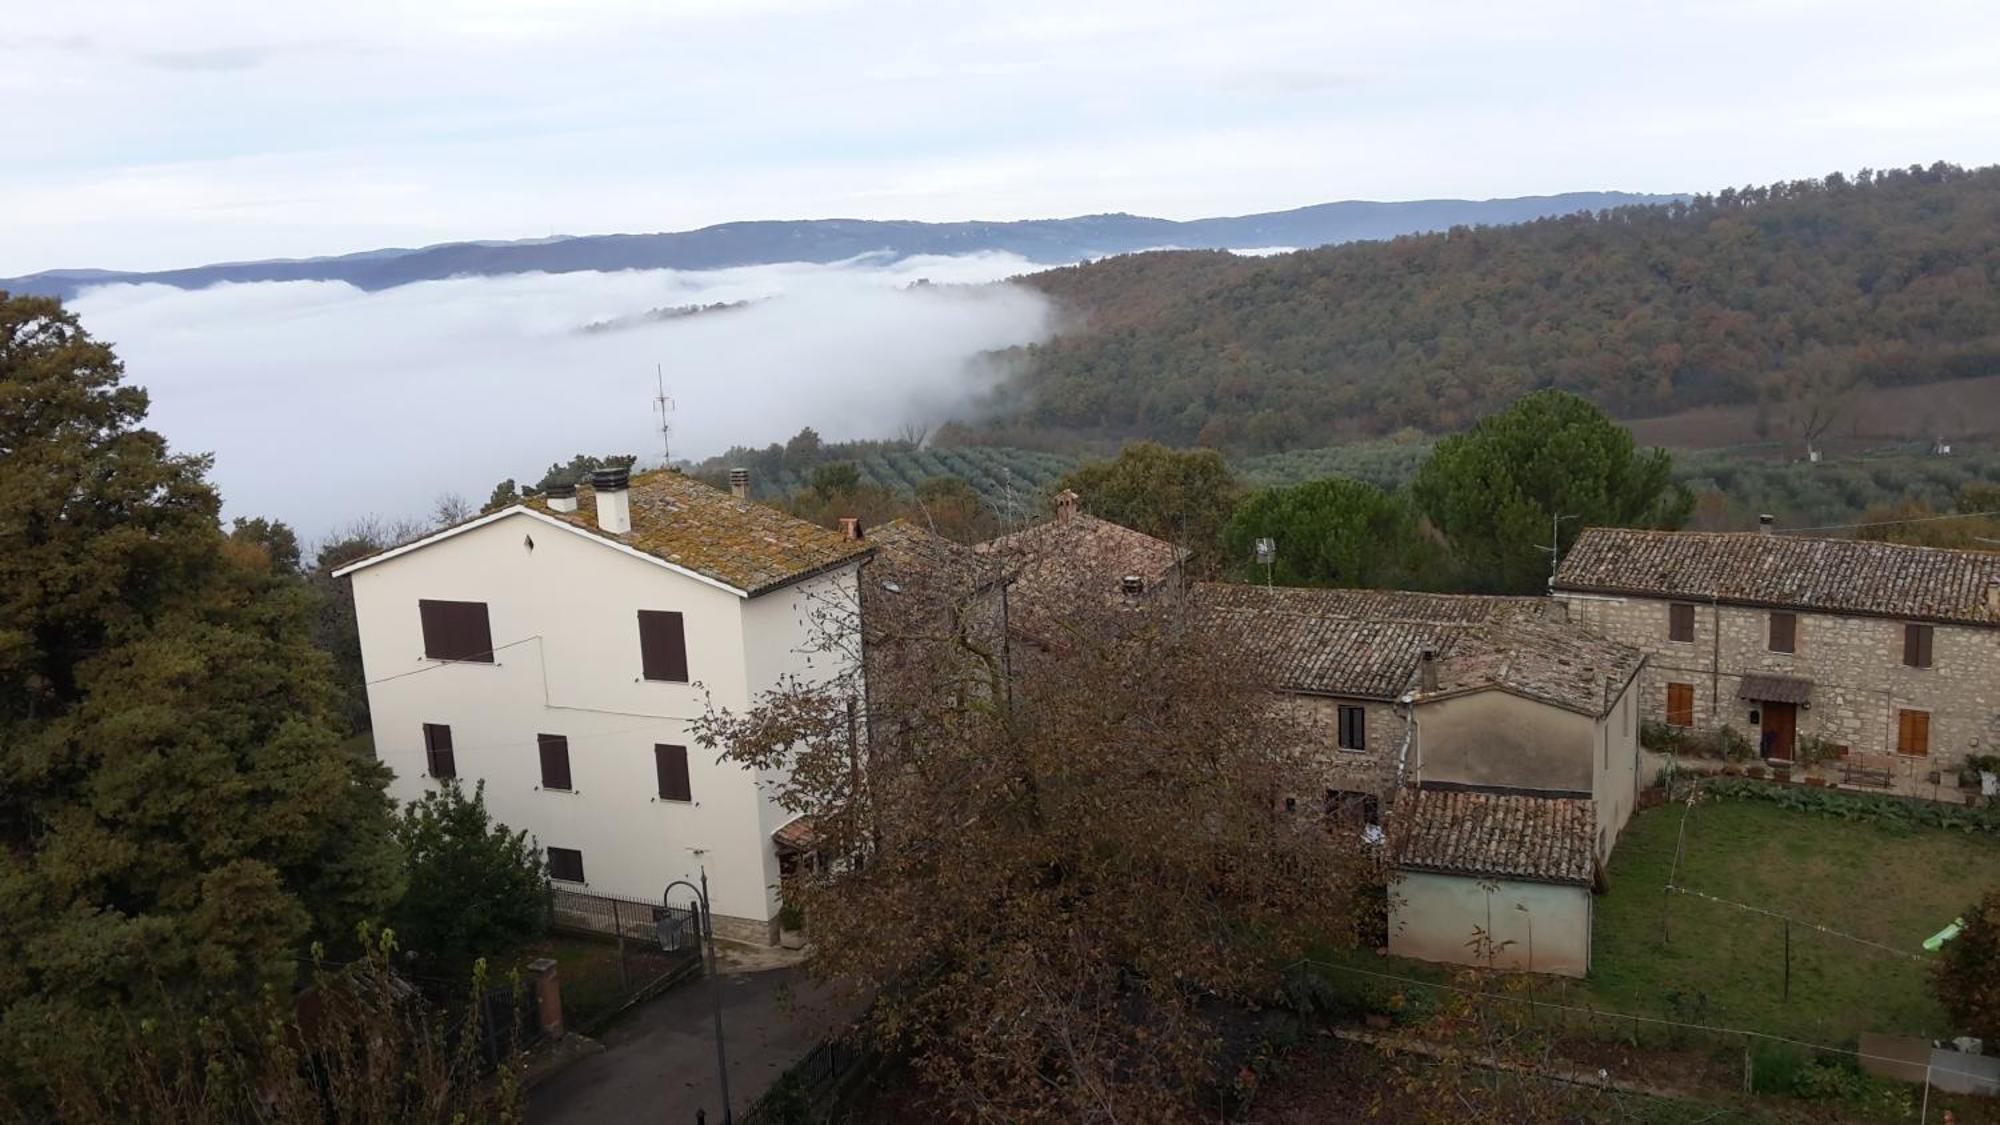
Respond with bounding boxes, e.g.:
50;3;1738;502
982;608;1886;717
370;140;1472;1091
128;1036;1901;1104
652;365;674;463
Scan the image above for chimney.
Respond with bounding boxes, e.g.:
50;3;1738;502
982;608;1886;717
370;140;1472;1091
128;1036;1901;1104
1055;489;1080;522
546;481;578;514
839;517;863;541
1988;582;2000;617
729;467;749;500
591;466;631;534
1758;514;1775;536
1121;575;1145;597
1417;649;1439;694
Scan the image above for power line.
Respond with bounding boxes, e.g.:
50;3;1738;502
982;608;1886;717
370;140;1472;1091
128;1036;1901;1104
1290;958;1940;1073
364;637;543;685
1665;884;1930;962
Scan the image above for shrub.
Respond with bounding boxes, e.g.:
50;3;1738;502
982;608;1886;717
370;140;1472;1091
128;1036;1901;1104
1933;888;2000;1043
1718;725;1755;762
390;781;549;985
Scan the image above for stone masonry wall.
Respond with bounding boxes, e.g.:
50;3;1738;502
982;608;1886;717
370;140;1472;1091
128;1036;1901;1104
1556;593;2000;767
1283;695;1405;807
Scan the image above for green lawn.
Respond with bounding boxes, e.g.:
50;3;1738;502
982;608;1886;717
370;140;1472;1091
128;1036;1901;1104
1587;797;1999;1041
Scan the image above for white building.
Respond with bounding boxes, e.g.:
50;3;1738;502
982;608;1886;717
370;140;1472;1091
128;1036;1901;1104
335;466;869;944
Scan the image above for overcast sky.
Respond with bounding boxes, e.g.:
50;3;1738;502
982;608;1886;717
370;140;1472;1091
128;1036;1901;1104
8;0;2000;276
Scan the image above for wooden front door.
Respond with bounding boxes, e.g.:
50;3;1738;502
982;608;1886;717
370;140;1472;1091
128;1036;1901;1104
1761;701;1798;760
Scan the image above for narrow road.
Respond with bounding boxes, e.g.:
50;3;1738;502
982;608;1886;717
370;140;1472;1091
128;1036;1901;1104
529;962;851;1123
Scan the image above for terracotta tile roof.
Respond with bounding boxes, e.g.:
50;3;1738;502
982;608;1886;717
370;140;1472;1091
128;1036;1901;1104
1395;787;1596;887
868;519;1003;600
1194;584;1642;714
525;469;871;595
979;512;1186;620
1427;618;1646;717
1197;584;1535;626
773;814;817;851
1198;589;1461;699
1555;528;2000;627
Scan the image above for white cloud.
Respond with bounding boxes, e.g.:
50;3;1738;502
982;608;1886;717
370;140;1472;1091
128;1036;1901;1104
67;254;1053;536
7;0;2000;274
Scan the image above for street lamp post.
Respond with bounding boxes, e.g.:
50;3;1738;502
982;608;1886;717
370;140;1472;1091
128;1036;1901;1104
665;869;732;1123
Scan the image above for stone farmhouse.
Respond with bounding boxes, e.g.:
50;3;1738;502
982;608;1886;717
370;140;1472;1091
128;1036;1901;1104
336;466;870;944
1196;584;1647;975
978;489;1187;650
1554;528;2000;778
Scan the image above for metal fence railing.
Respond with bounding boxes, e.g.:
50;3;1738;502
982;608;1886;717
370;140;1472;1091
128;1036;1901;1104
548;886;703;1029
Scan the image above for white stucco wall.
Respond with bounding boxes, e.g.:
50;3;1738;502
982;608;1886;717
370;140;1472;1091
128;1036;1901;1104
349;510;860;938
1389;871;1592;977
1594;679;1641;857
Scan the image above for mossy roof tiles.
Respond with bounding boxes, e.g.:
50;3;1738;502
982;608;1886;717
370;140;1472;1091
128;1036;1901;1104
1555;528;2000;627
526;469;870;595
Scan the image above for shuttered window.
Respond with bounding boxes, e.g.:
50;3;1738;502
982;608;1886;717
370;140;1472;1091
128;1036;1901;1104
638;610;689;682
1897;709;1931;756
1665;683;1695;727
1337;705;1366;752
656;744;692;802
419;599;494;662
423;723;456;779
547;847;586;883
1903;624;1934;669
1768;612;1797;654
538;733;572;791
1668;603;1695;643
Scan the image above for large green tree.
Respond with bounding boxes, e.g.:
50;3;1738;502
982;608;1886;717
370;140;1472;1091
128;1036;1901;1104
1221;477;1442;588
0;294;403;1088
1054;442;1243;574
1411;390;1691;592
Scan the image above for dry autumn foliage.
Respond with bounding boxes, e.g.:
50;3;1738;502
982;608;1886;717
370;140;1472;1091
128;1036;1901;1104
695;539;1374;1122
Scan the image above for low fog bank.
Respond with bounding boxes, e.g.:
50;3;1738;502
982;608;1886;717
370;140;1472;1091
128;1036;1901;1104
67;252;1054;537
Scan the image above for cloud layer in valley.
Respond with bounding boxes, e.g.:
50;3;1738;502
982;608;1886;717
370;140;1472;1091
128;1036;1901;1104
67;253;1053;536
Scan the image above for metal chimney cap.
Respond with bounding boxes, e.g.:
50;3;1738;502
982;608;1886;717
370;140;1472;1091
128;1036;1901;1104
591;466;631;492
545;481;577;499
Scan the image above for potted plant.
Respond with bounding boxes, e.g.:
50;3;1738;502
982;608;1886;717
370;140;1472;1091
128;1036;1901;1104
1960;753;2000;792
777;900;806;950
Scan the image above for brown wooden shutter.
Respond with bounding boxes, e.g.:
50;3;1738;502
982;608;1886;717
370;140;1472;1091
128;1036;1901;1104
1669;603;1695;643
547;847;585;883
656;743;692;801
1769;612;1796;654
419;599;494;662
538;733;572;790
638;611;689;682
1898;709;1930;756
423;723;456;779
1337;705;1365;751
1904;624;1934;668
1666;683;1694;727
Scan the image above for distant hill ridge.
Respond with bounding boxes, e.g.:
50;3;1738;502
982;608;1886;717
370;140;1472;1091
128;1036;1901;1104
996;163;2000;450
1;192;1674;300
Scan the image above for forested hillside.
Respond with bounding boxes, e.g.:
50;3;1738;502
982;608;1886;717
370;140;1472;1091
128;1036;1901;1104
997;163;2000;450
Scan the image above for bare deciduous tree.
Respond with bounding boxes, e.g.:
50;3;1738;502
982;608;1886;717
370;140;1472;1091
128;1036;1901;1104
695;546;1373;1121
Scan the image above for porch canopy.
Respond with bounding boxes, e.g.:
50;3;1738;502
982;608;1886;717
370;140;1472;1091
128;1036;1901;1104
1737;673;1812;704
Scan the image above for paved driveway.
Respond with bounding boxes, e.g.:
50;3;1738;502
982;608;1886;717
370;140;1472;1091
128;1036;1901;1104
529;962;850;1124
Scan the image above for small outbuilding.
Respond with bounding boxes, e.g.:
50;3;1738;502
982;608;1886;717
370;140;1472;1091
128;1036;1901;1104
1389;786;1598;977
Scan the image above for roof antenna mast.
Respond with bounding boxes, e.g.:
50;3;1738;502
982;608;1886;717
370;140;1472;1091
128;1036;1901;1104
652;364;674;464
